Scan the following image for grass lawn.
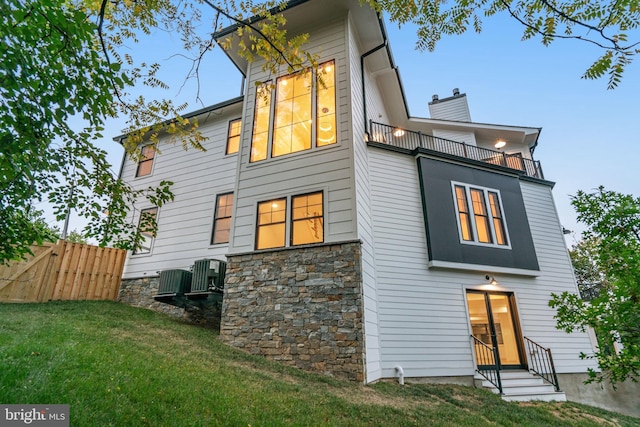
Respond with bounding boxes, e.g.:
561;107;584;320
0;301;637;426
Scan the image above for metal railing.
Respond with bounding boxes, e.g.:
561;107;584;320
524;337;561;391
577;282;604;302
369;121;544;179
471;335;503;394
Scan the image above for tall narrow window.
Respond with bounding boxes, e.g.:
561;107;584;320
488;191;507;245
452;182;510;248
273;72;312;157
251;84;271;162
212;193;234;244
256;198;286;249
226;119;242;155
317;60;336;147
470;188;492;244
291;192;323;245
454;185;473;241
134;207;158;254
136;145;155;177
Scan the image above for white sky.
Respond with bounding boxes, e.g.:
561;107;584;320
48;7;640;246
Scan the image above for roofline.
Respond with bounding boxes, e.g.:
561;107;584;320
409;116;542;133
112;95;244;142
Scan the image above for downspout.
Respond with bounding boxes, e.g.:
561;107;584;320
360;40;387;137
395;366;405;386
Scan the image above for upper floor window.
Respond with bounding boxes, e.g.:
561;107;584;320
255;191;324;250
226;119;242;155
133;207;158;255
211;193;234;244
452;182;510;248
136;145;155;177
250;60;336;162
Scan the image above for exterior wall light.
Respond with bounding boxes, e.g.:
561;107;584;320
495;140;506;149
485;275;499;286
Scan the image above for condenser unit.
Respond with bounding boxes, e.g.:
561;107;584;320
188;258;227;296
156;269;192;297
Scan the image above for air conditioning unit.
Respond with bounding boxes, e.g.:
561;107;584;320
157;269;192;295
190;259;227;293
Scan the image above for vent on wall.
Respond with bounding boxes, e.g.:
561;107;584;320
189;259;227;295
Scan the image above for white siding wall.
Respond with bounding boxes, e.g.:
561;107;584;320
429;96;471;121
229;17;357;254
368;148;597;379
348;16;382;383
120;103;243;279
432;129;477;146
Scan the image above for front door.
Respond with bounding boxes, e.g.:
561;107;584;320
466;291;526;369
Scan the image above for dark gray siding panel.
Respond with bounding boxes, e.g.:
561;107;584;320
417;157;539;271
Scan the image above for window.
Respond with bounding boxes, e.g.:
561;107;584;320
452;182;509;248
256;198;287;250
291;192;323;245
255;191;324;250
211;193;234;244
250;60;336;162
136;145;155;177
226;119;242;155
134;207;158;254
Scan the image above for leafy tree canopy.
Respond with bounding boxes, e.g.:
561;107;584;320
1;0;637;263
550;187;640;385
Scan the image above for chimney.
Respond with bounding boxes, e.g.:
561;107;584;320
428;88;471;122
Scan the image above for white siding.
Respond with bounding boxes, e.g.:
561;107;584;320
120;103;243;278
368;148;597;379
432;129;477;146
429;96;471;121
229;17;357;254
348;16;381;383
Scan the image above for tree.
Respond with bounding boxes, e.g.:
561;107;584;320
369;0;639;89
550;187;640;385
2;0;637;263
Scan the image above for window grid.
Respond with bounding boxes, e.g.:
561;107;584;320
134;207;158;255
212;193;234;245
226;119;242;155
452;182;510;248
291;192;324;246
256;198;287;250
136;145;155;177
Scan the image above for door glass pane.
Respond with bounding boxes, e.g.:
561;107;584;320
488;294;520;366
467;293;491;345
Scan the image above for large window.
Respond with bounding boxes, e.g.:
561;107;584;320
211;193;234;244
136;145;155;177
250;60;336;162
226;119;242;155
133;207;158;255
255;191;324;250
452;182;509;248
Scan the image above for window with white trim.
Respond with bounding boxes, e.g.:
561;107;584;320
133;207;158;255
136;145;155;177
250;60;336;162
255;191;324;250
452;182;510;248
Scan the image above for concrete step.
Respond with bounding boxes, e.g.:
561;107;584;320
476;370;566;402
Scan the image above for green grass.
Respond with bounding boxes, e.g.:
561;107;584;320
0;301;637;426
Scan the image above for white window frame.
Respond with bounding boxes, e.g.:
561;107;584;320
451;181;511;249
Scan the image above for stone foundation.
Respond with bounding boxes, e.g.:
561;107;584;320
220;241;365;382
118;276;223;329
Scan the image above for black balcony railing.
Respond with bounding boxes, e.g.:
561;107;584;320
577;282;604;302
524;337;561;391
369;121;544;179
471;335;503;394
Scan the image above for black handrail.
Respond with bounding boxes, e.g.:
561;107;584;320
471;335;503;394
524;337;561;391
368;121;544;179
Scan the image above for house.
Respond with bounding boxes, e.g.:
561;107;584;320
116;0;624;408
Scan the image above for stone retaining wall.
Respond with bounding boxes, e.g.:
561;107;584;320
118;276;222;329
220;241;365;382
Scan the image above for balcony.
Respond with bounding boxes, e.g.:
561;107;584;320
368;121;544;179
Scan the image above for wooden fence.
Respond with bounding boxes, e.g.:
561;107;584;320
0;240;126;303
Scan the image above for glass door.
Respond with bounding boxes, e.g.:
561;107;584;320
467;291;525;369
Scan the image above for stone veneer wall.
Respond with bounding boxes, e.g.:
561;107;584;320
221;241;365;382
118;276;223;329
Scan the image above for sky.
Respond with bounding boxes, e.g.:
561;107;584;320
47;6;640;246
